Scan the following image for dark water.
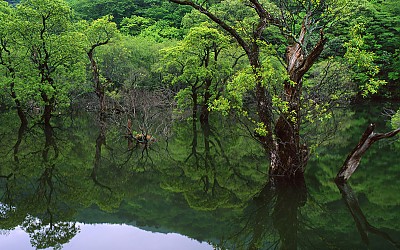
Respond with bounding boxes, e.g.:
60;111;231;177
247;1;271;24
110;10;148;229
0;105;399;250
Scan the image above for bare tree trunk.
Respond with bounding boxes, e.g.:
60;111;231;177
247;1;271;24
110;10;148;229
40;90;54;127
336;124;400;182
13;121;27;163
200;78;211;125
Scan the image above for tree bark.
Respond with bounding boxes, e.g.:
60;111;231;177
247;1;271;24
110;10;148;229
271;25;326;177
200;78;211;125
13;121;27;163
336;124;400;182
88;48;106;113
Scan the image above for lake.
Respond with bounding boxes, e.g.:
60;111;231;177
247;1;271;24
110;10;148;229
0;104;399;250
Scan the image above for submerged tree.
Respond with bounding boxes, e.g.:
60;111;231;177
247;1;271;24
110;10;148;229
167;0;392;178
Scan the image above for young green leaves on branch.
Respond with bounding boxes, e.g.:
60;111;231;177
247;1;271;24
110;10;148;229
344;23;386;97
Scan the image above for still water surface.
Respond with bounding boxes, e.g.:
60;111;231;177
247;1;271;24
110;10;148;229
0;105;399;249
2;224;212;249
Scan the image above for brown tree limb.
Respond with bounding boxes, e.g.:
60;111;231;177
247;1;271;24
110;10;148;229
248;0;281;26
296;29;326;80
335;124;400;182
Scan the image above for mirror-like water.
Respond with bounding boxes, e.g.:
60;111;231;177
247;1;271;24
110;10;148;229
0;104;399;250
2;224;212;250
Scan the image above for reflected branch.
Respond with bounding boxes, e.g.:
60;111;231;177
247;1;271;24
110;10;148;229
13;121;28;163
91;117;112;192
335;181;400;249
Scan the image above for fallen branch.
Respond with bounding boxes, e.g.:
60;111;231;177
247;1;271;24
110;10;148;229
335;123;400;182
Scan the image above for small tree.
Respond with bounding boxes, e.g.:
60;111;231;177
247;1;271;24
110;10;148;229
79;15;118;113
160;24;236;125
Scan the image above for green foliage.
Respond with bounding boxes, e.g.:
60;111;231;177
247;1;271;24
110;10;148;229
68;0;190;27
95;35;167;89
120;15;155;36
344;22;386;97
67;0;137;25
391;109;400;129
80;15;118;46
139;20;183;42
159;23;237;116
326;0;400;97
0;0;88;114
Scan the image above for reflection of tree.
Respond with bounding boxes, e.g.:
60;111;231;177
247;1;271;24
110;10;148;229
0;121;26;218
335;181;400;249
225;176;307;250
19;122;80;249
22;215;79;250
123;88;173;166
162;119;266;211
13;116;28;163
91;115;112;191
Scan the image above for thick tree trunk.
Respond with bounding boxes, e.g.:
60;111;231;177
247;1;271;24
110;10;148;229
191;85;198;123
271;24;326;177
13;121;27;163
249;51;274;153
336;124;400;182
42;122;58;162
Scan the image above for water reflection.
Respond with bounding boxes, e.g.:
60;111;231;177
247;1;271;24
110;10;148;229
0;120;80;249
223;176;307;250
335;181;400;249
0;109;399;249
2;224;212;250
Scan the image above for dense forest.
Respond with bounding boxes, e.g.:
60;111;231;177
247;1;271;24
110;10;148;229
0;0;399;176
0;1;399;249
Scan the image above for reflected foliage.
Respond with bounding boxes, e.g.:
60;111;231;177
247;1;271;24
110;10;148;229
0;105;399;249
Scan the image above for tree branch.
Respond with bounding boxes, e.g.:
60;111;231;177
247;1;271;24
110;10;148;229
296;29;326;79
336;124;400;182
168;0;250;54
248;0;281;25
